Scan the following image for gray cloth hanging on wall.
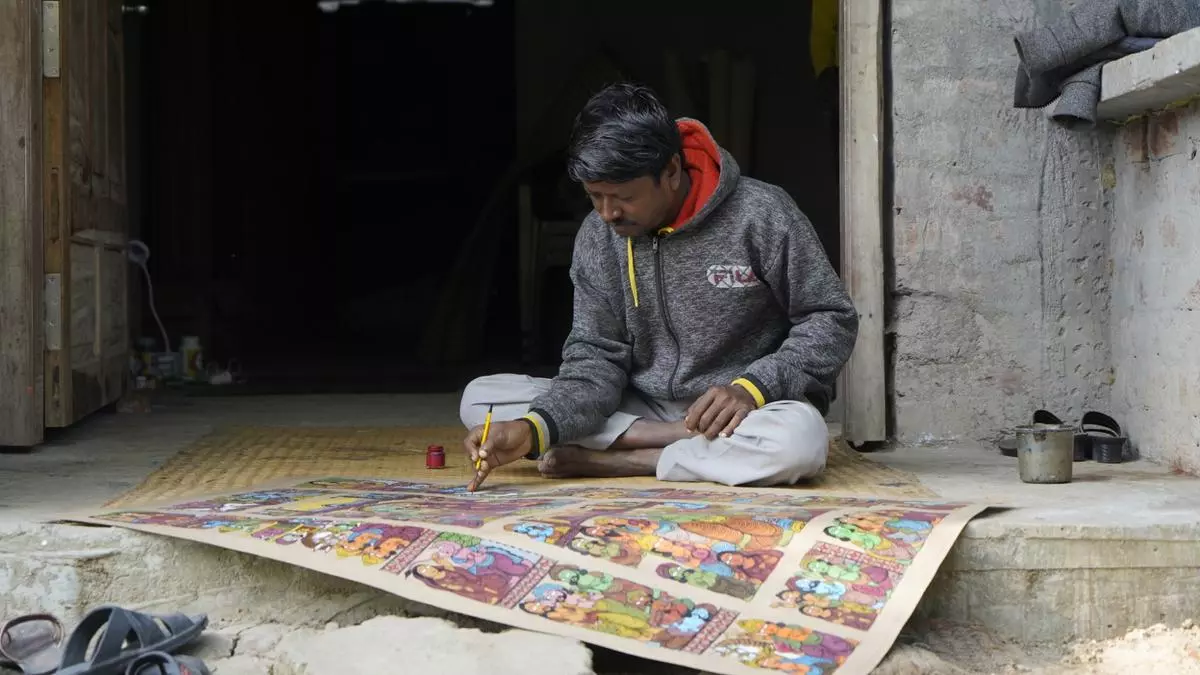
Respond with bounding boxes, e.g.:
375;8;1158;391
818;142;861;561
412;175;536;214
1013;0;1200;129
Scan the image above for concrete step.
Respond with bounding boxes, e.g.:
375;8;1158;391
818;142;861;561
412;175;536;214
3;514;1196;651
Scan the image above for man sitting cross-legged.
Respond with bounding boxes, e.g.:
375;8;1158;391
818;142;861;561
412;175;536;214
460;83;858;492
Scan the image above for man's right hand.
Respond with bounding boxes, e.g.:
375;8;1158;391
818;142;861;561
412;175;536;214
464;420;534;492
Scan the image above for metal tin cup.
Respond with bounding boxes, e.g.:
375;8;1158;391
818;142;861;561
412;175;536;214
1015;424;1075;484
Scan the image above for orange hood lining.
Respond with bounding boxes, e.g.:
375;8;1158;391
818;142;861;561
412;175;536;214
658;119;722;235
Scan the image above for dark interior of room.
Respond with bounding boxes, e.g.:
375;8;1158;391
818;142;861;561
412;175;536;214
128;0;839;394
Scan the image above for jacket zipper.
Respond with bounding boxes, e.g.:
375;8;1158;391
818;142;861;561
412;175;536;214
653;236;681;400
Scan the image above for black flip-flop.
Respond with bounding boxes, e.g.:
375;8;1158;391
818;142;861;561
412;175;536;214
56;606;208;675
1078;411;1126;463
998;409;1064;457
124;651;210;675
0;613;64;675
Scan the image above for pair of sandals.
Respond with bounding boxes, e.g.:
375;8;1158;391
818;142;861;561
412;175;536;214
0;607;209;675
998;410;1127;463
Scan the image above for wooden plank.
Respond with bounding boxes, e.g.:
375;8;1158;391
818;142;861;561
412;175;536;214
0;0;44;446
89;0;110;234
44;0;72;426
839;0;888;443
106;6;125;219
65;0;88;236
44;0;128;426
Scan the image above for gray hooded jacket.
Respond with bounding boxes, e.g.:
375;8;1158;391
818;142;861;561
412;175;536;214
524;121;858;449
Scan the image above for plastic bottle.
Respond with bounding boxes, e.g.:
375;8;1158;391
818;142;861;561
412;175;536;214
180;336;204;382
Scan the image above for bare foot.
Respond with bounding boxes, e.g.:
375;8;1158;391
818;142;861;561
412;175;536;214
611;419;690;450
538;445;662;479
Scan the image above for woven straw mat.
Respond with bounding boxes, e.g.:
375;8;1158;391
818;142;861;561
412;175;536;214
107;426;935;507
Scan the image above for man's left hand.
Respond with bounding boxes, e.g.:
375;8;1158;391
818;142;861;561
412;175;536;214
685;385;757;440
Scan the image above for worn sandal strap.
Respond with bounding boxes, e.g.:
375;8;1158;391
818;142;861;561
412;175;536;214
0;613;64;661
126;613;172;648
125;651;182;675
59;606;199;671
148;614;196;638
1081;411;1121;437
59;605;127;662
1032;409;1063;425
125;652;209;675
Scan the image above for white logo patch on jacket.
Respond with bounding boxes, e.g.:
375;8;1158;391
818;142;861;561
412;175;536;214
706;264;761;288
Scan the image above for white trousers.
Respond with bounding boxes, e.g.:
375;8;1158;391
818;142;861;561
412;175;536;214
459;374;828;487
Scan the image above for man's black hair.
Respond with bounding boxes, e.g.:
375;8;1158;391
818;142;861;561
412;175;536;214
566;82;682;184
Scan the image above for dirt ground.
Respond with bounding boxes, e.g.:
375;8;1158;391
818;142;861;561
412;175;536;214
152;618;1200;674
2;616;1196;674
885;620;1200;675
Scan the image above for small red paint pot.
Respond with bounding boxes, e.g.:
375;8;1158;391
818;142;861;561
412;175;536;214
425;445;446;469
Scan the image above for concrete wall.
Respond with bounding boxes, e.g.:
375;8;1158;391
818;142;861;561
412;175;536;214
1108;102;1200;473
890;0;1112;444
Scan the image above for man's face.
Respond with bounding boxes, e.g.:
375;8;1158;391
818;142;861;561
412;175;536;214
582;156;684;238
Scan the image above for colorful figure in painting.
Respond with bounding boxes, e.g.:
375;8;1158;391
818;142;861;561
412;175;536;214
773;543;903;630
198;517;261;534
100;511;203;528
264;493;394;515
300;523;356;552
554;567;616;594
822;522;912;561
146;513;205;527
713;620;855;674
656;563;757;600
362;529;424;566
402;533;539;605
567;534;643;566
268;522;327;546
519;565;721;649
508;521;559;544
248;519;327;543
648;541;781;601
676;515;788;551
95;511;161;524
333;495;577;528
333;523;425;566
717;549;782;584
168;490;326;513
503;503;654;548
824;509;944;562
650;536;731;570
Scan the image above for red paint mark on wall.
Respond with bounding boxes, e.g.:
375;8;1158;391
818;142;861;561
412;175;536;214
950;186;994;212
1122;120;1149;163
1149;109;1180;159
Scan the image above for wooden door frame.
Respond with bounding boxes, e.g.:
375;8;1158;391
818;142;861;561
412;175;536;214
838;0;888;443
0;0;45;447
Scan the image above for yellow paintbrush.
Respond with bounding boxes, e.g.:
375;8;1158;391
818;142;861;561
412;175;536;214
475;405;493;471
